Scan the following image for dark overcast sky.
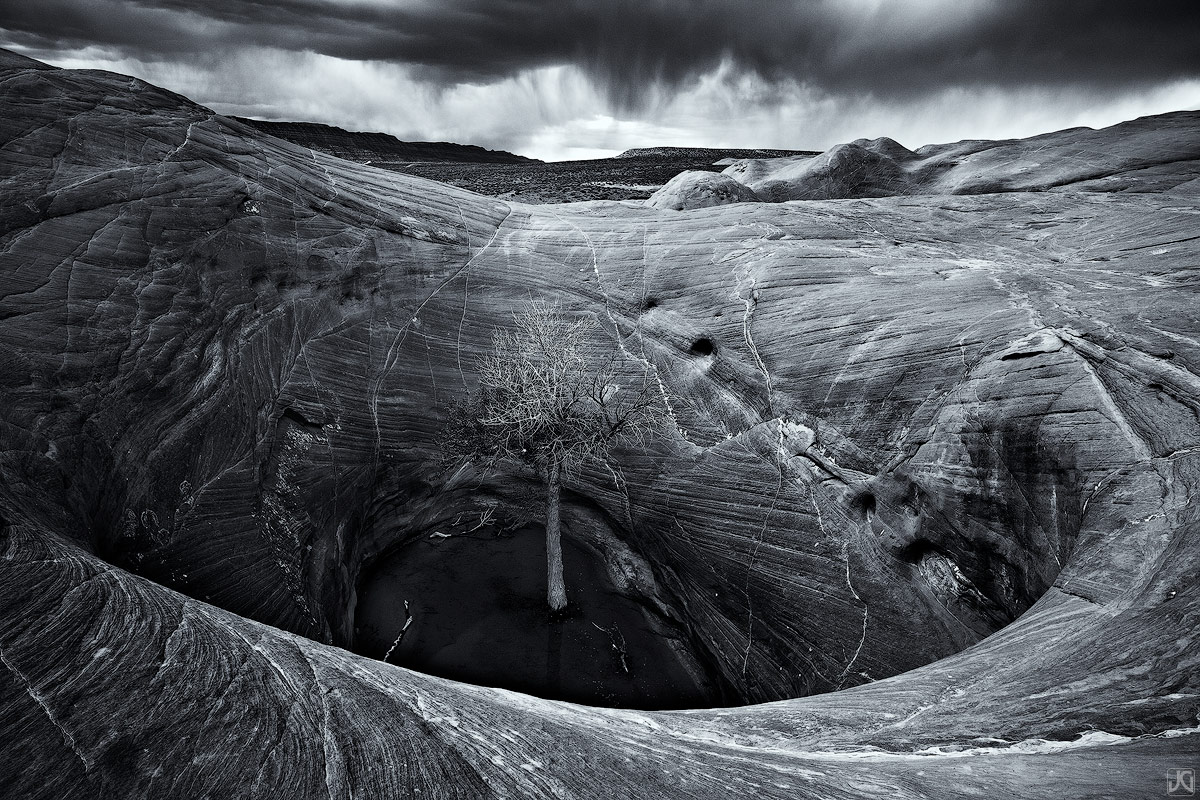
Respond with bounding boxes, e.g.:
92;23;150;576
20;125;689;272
3;0;1199;160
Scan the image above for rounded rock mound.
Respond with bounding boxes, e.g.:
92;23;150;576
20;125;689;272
644;170;760;210
728;142;910;201
851;135;916;162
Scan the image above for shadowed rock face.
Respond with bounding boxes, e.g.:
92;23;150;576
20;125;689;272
1;53;1199;798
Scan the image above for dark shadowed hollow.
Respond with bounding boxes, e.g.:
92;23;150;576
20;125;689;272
354;522;720;708
351;474;1069;709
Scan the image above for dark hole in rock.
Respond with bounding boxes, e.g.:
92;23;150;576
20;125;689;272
354;522;718;710
641;297;660;311
848;489;877;518
690;338;715;356
280;406;323;430
896;538;938;564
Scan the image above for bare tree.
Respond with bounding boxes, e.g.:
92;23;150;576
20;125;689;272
445;300;664;612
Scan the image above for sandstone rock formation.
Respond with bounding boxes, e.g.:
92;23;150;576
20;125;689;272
722;140;908;201
644;169;761;210
721;114;1200;201
1;51;1198;798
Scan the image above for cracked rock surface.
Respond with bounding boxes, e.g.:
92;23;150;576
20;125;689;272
2;53;1199;798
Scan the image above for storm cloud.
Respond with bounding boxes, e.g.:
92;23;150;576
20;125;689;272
3;0;1199;159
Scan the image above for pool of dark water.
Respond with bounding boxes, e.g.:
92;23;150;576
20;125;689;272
354;522;715;708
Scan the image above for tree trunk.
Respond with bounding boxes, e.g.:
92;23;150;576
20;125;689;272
545;461;567;612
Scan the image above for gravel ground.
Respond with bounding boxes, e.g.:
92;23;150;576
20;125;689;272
373;149;817;203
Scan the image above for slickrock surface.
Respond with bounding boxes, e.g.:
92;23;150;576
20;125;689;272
2;52;1198;798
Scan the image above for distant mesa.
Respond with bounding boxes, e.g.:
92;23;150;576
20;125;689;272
617;145;819;161
232;117;540;165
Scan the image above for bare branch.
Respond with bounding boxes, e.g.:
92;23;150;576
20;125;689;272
443;299;667;479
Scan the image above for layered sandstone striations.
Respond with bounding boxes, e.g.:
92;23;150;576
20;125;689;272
1;52;1198;798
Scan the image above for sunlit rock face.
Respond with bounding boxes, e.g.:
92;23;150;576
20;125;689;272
1;53;1198;798
644;170;761;210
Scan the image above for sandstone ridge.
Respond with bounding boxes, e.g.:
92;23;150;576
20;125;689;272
232;117;539;165
644;112;1200;207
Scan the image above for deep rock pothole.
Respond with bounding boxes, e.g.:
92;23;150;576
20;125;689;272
353;521;722;709
350;471;1069;710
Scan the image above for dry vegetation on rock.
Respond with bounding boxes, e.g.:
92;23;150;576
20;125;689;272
444;301;664;612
